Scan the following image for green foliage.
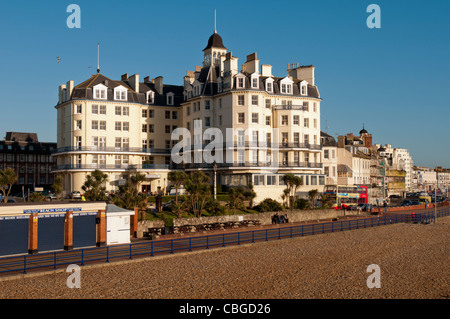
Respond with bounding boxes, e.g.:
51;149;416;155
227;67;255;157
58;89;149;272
184;171;211;217
168;171;188;204
52;174;64;200
113;173;148;211
294;198;310;210
0;168;17;203
29;192;46;202
282;174;303;209
205;198;225;216
254;198;283;212
81;169;108;201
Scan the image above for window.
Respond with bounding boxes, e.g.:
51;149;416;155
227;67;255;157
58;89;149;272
149;140;154;148
251;95;258;106
301;84;307;96
115;88;127;101
92;136;99;148
165;125;171;134
165;140;171;149
205;100;210;110
75;136;82;148
313;103;317;112
252;113;258;124
324;150;329;159
265;116;271;125
172;111;178;119
115;155;121;167
254;175;265;186
115;122;121;131
304;118;309;128
92;120;98;130
265;99;271;109
142;124;147;133
100;105;106;115
75;104;82;114
92;104;98;114
238;113;245;124
205;117;211;127
122;138;129;149
115;137;121;149
267;175;276;186
99;137;106;148
115;106;121;116
252;76;258;89
75;120;82;130
281;115;288;125
219;115;222;125
293;115;299;125
303;102;309;111
167;93;174;105
266;81;273;93
147;91;154;104
304;134;309;145
165;111;171;119
149;124;154;133
294;132;300;145
149;109;154;118
282;133;288;146
142;109;147;118
99;121;106;130
314;118;317;129
94;86;107;100
123;122;129;132
123;106;129;116
237;77;244;88
238;95;244;106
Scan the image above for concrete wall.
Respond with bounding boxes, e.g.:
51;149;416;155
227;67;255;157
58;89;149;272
173;208;351;227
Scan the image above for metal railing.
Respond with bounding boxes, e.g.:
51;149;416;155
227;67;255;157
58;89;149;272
52;146;171;155
1;208;448;277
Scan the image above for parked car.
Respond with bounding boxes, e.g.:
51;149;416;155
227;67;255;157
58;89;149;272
41;190;57;201
401;199;412;206
70;191;82;199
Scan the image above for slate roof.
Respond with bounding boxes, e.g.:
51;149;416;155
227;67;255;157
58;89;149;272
69;73;183;107
203;32;227;51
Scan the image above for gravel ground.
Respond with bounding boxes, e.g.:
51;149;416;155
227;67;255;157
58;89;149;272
0;217;449;299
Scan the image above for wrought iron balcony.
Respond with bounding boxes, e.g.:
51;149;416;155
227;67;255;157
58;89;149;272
51;146;171;155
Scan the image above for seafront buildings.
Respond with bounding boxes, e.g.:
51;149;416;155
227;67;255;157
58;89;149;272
51;30;445;204
53;30;325;203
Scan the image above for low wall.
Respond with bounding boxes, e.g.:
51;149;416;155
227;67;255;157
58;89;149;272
173;209;356;227
137;220;165;237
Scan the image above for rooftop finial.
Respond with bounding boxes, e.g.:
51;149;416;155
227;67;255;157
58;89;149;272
214;9;217;33
97;43;100;74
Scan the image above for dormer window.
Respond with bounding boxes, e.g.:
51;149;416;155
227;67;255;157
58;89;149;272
236;73;246;89
114;86;128;101
146;90;155;104
251;74;259;89
217;77;223;93
265;78;274;93
93;84;107;100
167;92;174;105
280;77;294;95
300;81;308;96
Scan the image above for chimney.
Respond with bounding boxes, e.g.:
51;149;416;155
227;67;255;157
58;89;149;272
121;73;129;81
337;136;346;148
154;76;163;95
243;52;259;74
58;84;66;104
66;80;74;100
129;74;139;93
144;76;150;83
261;64;272;77
224;51;238;76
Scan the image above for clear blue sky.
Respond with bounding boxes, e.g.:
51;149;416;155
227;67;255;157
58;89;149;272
0;0;449;168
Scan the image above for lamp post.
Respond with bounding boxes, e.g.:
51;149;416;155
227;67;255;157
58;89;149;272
213;162;217;200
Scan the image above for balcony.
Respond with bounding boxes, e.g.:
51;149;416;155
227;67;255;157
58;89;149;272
186;142;321;151
172;161;322;170
51;163;169;172
51;146;171;155
272;105;308;111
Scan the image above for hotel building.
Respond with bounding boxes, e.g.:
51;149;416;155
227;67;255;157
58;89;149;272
53;30;325;203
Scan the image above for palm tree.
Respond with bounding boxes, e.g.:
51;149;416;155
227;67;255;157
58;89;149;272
227;186;246;215
52;174;64;200
168;171;187;205
282;174;303;209
114;173;148;219
184;171;211;217
0;168;17;203
81;169;108;201
308;189;319;209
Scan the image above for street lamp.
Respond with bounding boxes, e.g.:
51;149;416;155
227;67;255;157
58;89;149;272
213;162;217;200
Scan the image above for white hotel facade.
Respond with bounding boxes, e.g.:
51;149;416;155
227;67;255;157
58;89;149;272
53;31;326;203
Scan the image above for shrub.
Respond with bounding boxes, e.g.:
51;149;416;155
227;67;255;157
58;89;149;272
254;198;283;212
294;198;309;209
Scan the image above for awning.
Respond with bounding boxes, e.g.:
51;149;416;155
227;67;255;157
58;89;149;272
145;174;161;179
337;164;353;173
